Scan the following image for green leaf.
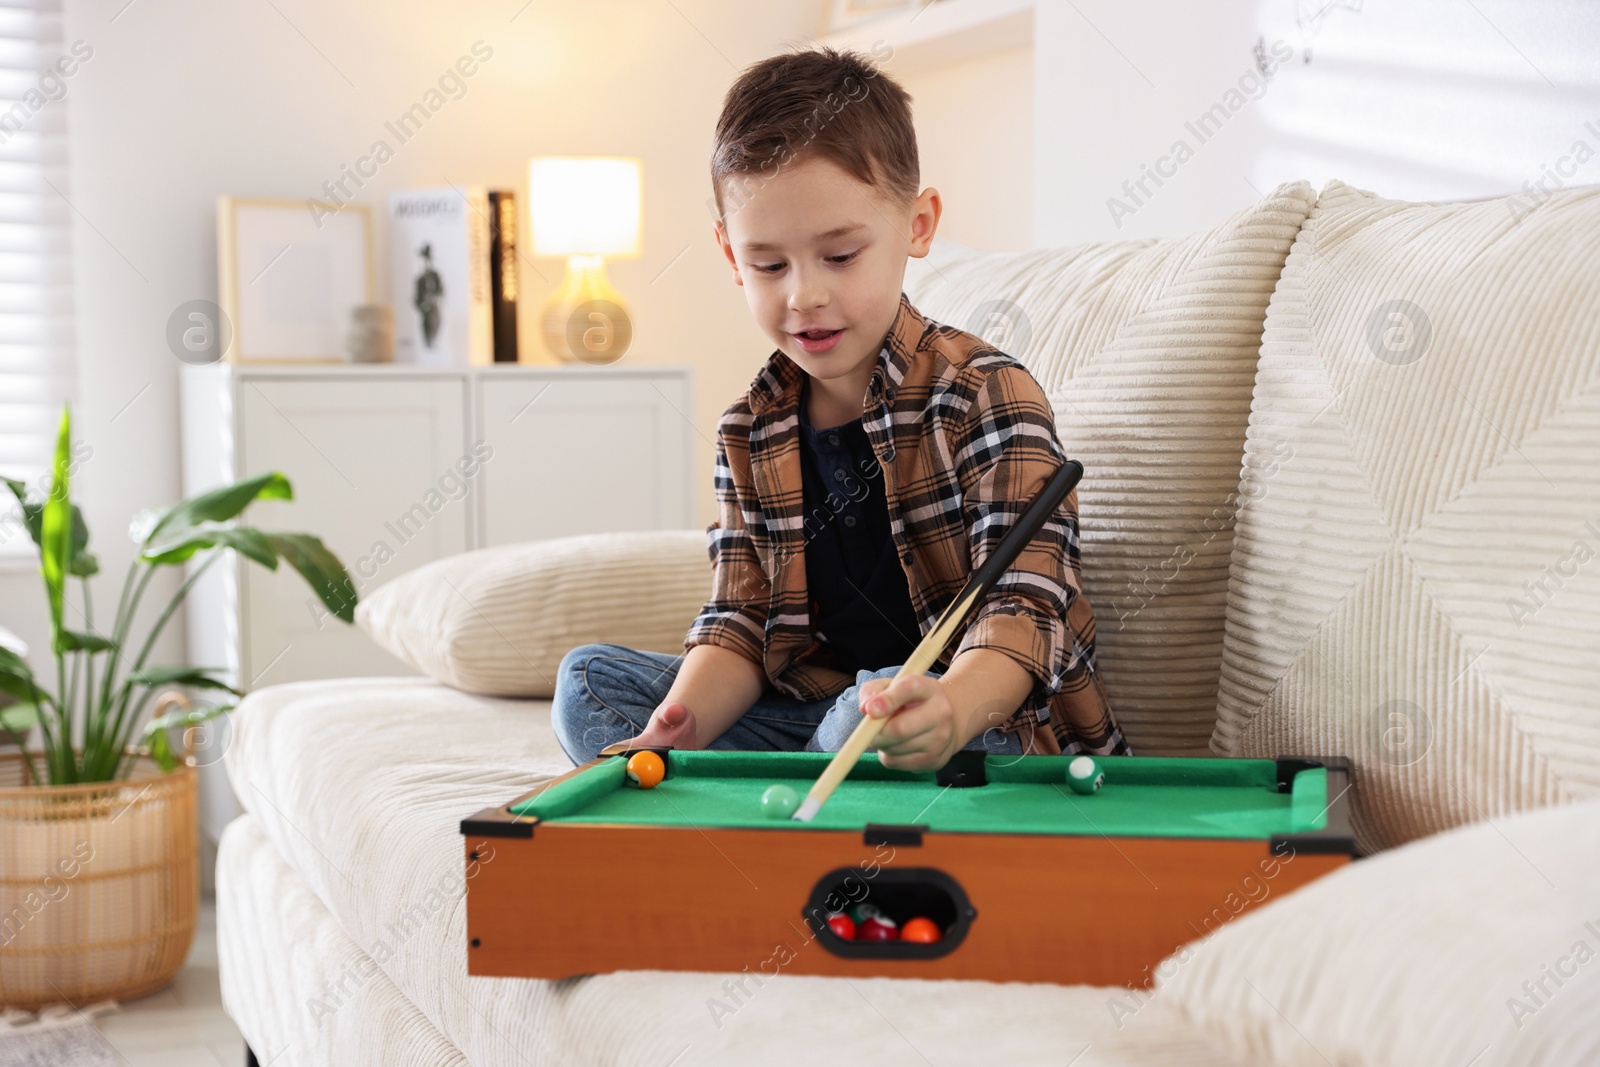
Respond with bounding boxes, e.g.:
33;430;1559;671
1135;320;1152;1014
265;532;358;624
3;477;40;545
41;407;72;655
146;725;175;773
130;665;242;697
140;525;262;566
67;506;97;576
143;701;234;735
141;701;235;773
0;646;41;703
142;524;279;568
4;477;98;577
143;472;292;547
59;629;116;653
6;476;97;575
0;701;40;734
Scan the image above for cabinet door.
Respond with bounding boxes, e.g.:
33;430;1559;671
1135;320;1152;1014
238;376;469;687
477;372;694;544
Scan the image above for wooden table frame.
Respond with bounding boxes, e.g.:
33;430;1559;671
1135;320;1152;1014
459;755;1355;987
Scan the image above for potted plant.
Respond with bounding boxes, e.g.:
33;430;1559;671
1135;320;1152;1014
0;406;357;1010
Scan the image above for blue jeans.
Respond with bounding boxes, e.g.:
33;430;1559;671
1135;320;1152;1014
550;642;1024;766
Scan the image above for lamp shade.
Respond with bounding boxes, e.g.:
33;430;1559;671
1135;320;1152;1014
528;156;642;259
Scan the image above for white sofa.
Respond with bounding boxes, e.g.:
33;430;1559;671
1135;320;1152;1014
216;179;1600;1066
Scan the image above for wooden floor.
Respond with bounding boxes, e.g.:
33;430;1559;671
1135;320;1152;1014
93;899;245;1067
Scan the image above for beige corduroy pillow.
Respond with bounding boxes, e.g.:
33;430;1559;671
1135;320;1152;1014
1156;793;1600;1067
355;530;711;698
905;180;1316;755
1210;179;1600;851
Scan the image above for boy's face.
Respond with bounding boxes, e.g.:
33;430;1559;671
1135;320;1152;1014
713;155;940;397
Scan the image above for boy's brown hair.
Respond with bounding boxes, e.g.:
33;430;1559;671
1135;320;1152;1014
710;44;918;224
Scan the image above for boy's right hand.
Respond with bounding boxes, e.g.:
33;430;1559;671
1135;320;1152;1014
629;701;699;750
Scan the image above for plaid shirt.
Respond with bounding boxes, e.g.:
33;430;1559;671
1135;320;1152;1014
684;292;1129;756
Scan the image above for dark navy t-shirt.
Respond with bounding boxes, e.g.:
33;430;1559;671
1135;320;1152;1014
796;377;922;675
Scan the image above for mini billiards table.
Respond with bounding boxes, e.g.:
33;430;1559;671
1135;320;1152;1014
460;750;1354;986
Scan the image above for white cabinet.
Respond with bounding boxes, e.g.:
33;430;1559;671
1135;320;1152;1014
474;368;694;544
179;363;695;692
240;375;472;687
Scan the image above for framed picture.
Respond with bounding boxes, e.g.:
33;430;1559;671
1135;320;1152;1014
826;0;926;33
217;196;374;363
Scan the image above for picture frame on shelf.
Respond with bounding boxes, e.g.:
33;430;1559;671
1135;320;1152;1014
216;196;374;364
826;0;926;33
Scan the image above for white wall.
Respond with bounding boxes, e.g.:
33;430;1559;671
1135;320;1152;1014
900;43;1034;252
1248;0;1600;203
1033;0;1264;244
1033;0;1600;245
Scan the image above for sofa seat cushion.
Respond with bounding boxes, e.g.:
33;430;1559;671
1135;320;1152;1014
221;677;1254;1065
1209;179;1600;850
218;815;474;1067
906;181;1315;755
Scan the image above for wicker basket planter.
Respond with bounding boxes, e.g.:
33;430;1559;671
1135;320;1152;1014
1;413;356;1011
0;750;199;1010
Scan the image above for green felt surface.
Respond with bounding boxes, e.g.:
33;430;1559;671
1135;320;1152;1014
510;752;1329;839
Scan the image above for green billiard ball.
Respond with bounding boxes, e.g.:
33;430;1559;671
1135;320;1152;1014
761;784;801;820
848;901;882;925
1066;755;1104;795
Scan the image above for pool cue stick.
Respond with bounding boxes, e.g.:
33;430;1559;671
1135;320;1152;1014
791;458;1086;822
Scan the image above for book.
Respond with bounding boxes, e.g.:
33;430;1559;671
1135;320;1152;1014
487;190;519;362
388;187;494;366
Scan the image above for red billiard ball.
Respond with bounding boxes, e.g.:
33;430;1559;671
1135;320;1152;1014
857;915;898;941
825;912;856;940
899;917;941;943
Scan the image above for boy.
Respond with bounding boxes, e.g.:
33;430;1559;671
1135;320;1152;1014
552;46;1129;771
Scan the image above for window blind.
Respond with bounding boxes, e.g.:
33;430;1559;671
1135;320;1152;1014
0;0;74;560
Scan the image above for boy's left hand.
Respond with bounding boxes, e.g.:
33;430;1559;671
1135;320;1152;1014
858;675;961;772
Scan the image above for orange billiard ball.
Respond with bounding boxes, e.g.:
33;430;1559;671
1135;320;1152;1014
899;917;942;943
625;751;665;789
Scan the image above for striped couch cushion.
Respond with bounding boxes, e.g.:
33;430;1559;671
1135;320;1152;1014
1210;179;1600;850
906;180;1316;755
1158;791;1600;1065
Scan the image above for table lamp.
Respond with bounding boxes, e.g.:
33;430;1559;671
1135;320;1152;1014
529;156;641;364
